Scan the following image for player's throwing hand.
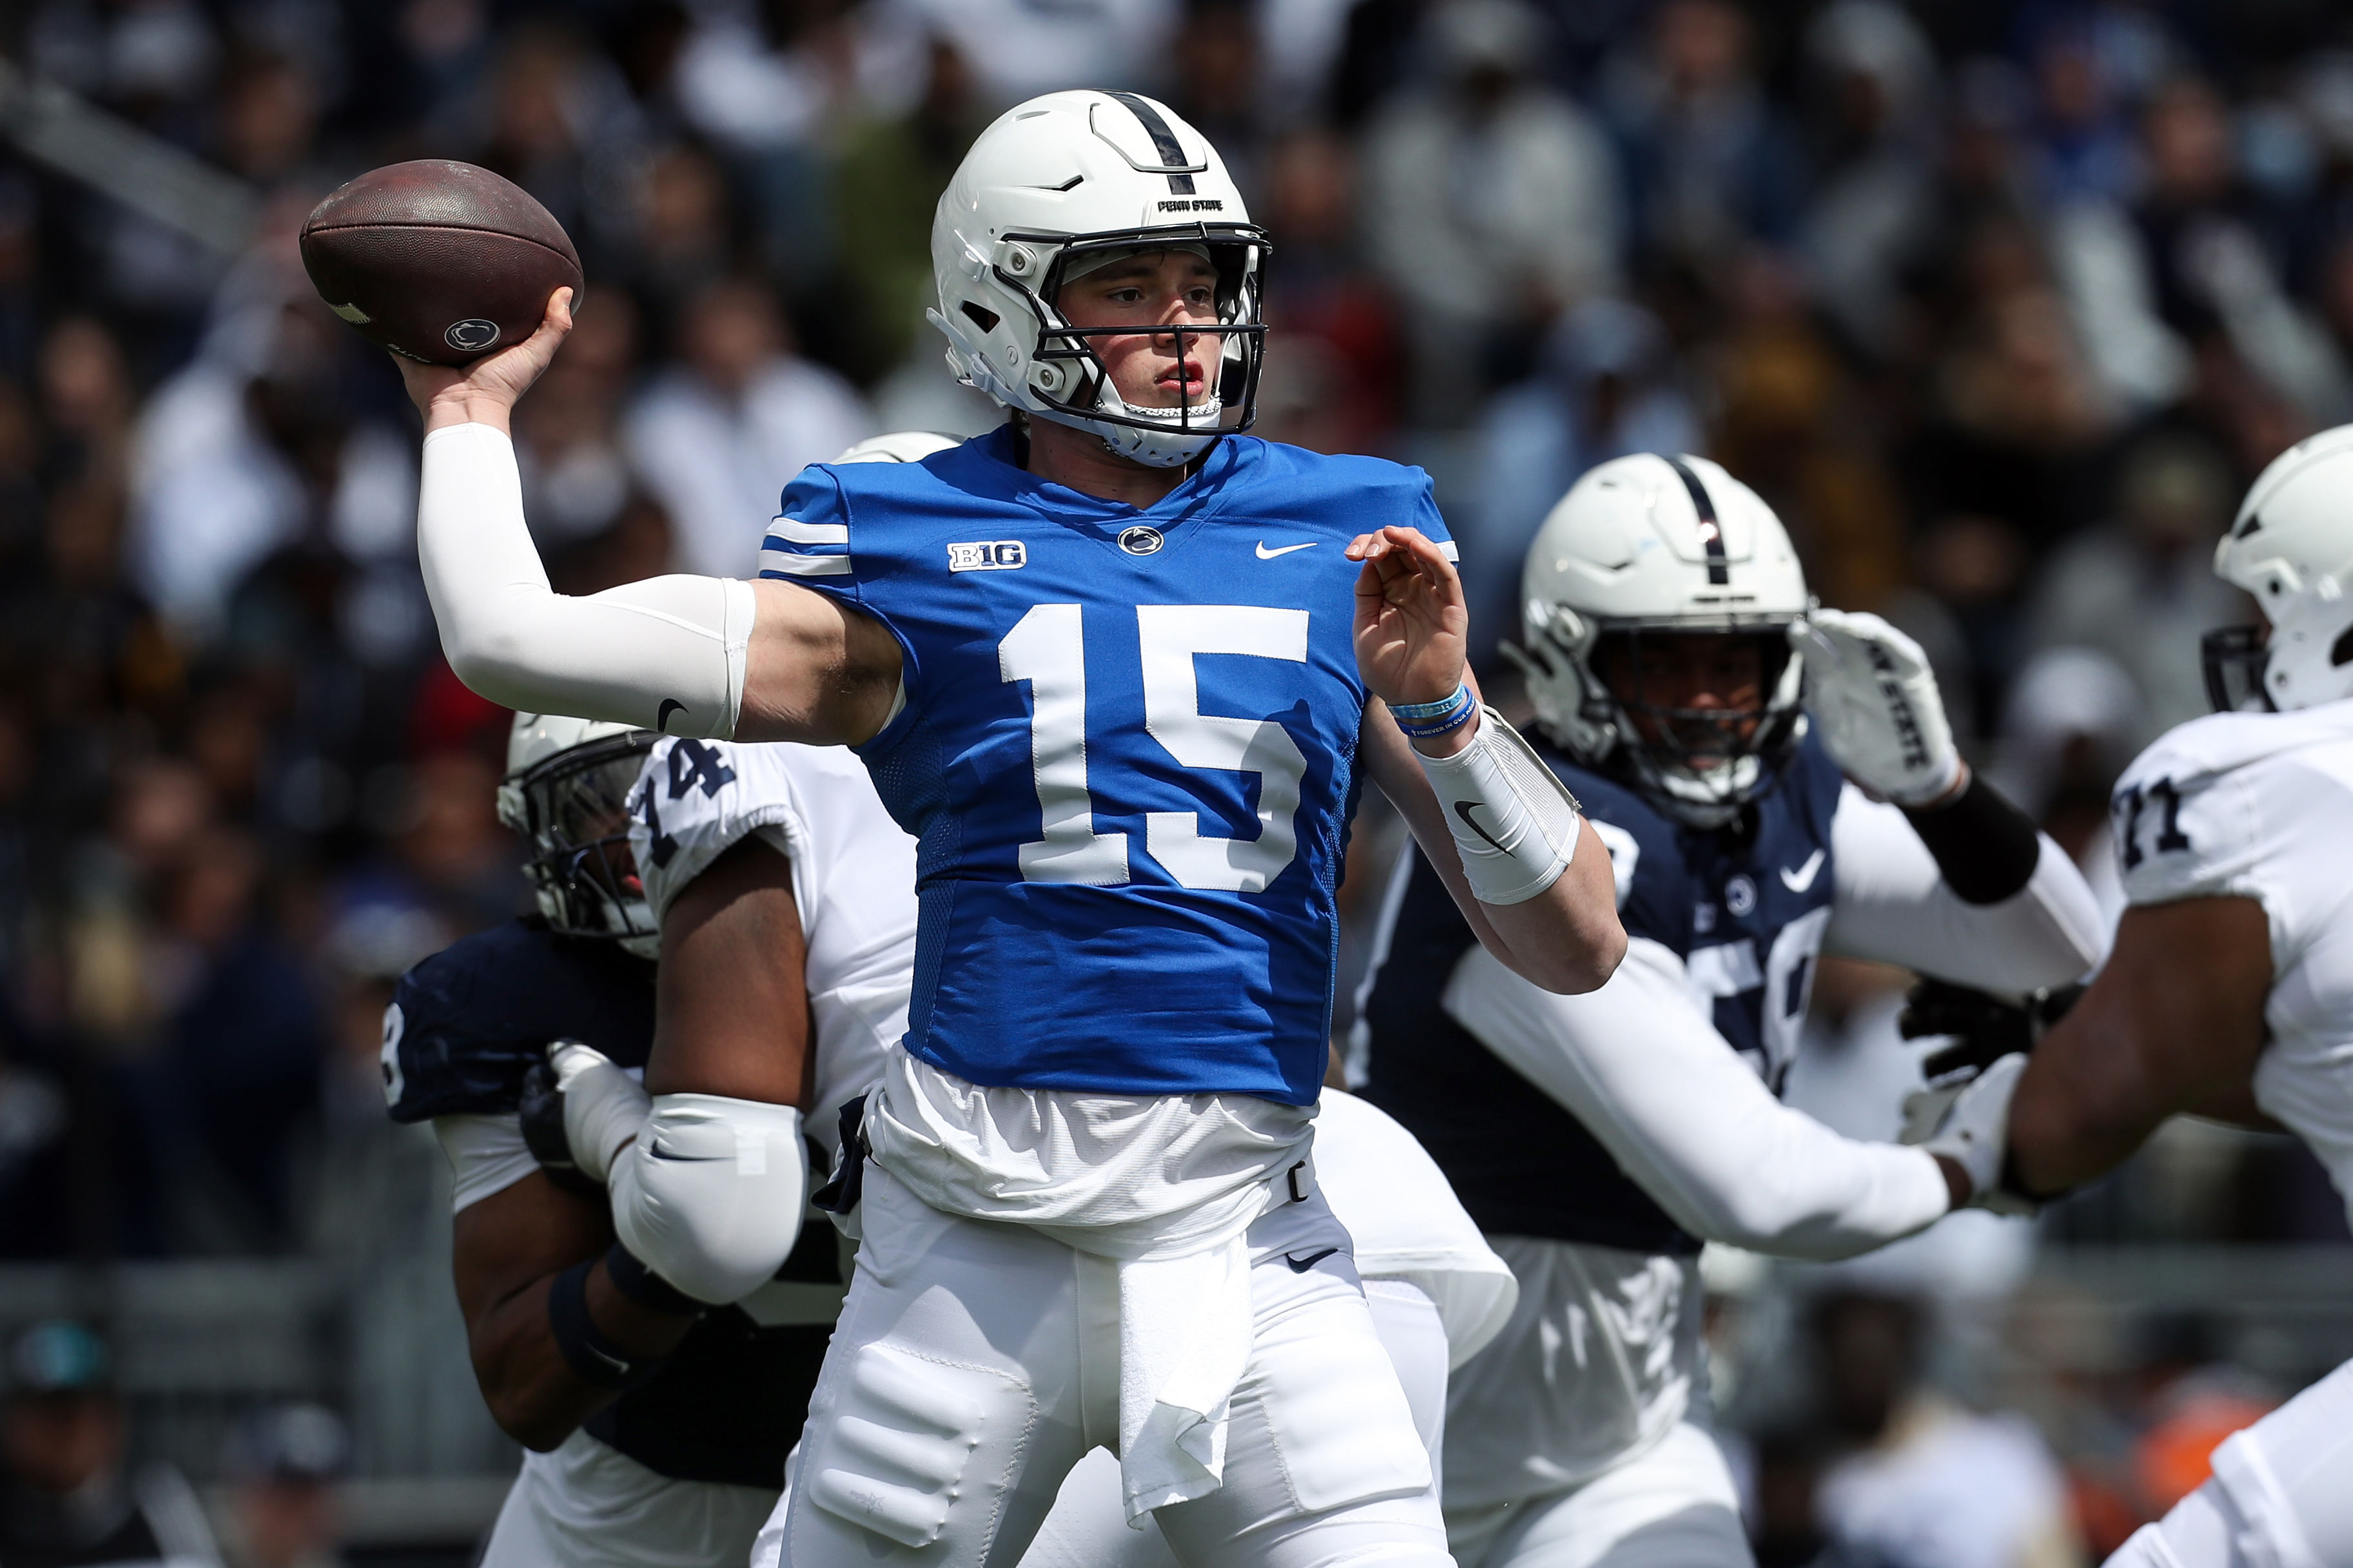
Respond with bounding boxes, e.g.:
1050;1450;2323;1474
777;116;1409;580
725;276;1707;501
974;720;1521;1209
394;286;576;434
1348;525;1470;715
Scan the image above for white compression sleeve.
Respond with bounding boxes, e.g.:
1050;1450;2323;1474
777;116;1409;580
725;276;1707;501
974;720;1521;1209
1824;786;2107;989
1443;938;1950;1259
1415;707;1582;905
608;1094;808;1306
418;422;752;738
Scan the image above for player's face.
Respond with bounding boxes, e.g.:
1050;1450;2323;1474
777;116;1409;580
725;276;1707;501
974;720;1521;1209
1600;633;1768;769
1055;251;1224;411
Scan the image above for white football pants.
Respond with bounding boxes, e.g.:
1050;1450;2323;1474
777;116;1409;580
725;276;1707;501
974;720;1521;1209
2106;1358;2353;1568
1443;1422;1750;1568
1016;1276;1455;1568
757;1161;1452;1568
477;1428;778;1568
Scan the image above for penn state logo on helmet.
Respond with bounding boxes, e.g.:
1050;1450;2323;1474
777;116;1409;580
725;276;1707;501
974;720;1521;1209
1507;453;1811;827
926;90;1271;469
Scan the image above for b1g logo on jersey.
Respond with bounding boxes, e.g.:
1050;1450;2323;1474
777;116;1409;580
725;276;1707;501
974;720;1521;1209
948;540;1028;572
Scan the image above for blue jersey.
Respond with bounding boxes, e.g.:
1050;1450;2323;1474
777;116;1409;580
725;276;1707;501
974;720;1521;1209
762;428;1450;1107
386;920;837;1488
1360;737;1843;1252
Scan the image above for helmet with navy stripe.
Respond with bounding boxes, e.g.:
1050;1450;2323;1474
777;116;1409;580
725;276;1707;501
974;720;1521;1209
2204;423;2353;713
928;89;1270;468
498;713;660;958
1507;453;1811;827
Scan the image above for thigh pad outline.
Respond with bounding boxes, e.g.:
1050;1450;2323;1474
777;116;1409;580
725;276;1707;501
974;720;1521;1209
803;1340;1039;1552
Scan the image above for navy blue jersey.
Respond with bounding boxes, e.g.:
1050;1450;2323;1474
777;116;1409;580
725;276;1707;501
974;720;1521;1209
761;428;1451;1107
386;920;838;1489
1360;736;1844;1253
384;918;656;1119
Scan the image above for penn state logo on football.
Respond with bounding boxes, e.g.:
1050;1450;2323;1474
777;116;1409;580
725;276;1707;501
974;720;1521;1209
1119;526;1165;556
444;318;501;354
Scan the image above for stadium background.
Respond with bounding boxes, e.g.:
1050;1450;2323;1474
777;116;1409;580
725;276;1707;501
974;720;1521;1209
0;0;2348;1562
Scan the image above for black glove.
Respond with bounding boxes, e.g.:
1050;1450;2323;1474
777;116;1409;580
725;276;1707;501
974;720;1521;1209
1899;978;2083;1080
518;1048;605;1197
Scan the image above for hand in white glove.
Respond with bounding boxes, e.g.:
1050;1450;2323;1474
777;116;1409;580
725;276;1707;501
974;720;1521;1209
551;1040;650;1185
1902;1052;2035;1215
1793;610;1964;808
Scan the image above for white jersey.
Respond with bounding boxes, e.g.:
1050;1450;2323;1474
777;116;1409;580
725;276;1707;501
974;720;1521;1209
629;736;918;1135
2111;697;2353;1224
1313;1089;1518;1368
425;738;918;1568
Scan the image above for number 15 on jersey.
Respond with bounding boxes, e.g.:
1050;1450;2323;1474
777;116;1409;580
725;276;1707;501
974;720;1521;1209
1000;603;1314;895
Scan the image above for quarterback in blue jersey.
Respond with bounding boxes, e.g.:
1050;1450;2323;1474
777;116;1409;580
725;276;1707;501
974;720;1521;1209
1357;454;2107;1568
396;88;1623;1568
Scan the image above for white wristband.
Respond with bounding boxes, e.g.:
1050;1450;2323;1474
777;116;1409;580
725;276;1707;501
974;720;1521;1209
1416;707;1582;905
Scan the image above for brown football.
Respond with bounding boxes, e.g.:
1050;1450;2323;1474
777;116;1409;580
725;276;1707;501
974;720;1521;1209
300;160;582;365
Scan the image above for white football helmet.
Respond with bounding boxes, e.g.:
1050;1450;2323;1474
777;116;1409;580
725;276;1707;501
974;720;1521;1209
1506;453;1811;827
2205;423;2353;712
833;431;964;464
498;713;659;958
928;89;1269;468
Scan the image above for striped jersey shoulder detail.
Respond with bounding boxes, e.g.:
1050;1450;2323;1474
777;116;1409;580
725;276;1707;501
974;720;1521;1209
759;514;851;579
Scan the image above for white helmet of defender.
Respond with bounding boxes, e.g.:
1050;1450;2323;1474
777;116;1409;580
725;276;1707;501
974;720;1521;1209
928;89;1269;468
2207;423;2353;712
1507;453;1811;827
498;713;660;958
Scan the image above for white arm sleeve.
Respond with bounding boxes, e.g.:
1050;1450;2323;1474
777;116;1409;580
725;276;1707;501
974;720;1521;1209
418;422;752;737
1823;784;2107;989
1441;938;1951;1259
607;1093;809;1305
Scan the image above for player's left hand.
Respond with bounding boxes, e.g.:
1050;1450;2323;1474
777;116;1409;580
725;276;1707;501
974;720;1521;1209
1794;609;1964;808
1348;525;1468;711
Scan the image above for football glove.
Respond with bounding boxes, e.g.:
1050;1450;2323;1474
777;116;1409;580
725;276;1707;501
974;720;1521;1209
1911;1054;2036;1215
1793;610;1963;807
543;1040;650;1186
1898;978;2084;1081
518;1054;603;1197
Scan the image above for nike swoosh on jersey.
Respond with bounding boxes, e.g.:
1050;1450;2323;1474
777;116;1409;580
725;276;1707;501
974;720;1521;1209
1780;848;1826;893
656;698;687;733
1454;800;1509;855
1284;1248;1340;1273
1256;541;1318;559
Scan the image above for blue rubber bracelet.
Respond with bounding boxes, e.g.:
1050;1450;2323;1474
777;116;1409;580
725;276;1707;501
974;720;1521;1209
1389;684;1470;721
1394;688;1478;739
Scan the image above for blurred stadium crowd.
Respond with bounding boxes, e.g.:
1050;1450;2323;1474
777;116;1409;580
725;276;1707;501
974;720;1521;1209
3;0;2353;1561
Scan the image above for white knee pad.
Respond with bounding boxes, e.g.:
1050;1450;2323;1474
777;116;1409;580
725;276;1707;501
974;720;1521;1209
797;1339;1039;1553
608;1094;808;1306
